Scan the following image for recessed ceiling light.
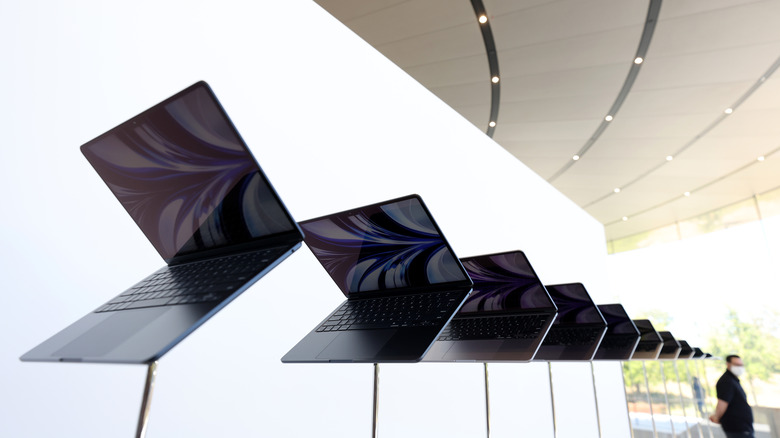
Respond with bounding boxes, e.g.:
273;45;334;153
634;57;644;64
605;115;613;122
491;76;500;84
488;121;496;128
724;108;733;114
622;216;629;222
614;188;621;193
758;156;765;162
666;155;673;161
572;155;580;161
684;191;691;197
478;15;488;24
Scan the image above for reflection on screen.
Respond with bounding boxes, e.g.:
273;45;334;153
81;84;295;261
300;197;468;294
634;319;660;341
597;304;638;335
546;283;603;324
458;251;554;314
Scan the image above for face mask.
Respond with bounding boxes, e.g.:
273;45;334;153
731;365;746;377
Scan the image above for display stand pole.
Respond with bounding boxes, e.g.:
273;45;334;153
590;362;603;438
136;361;158;438
642;361;658;438
659;362;677;437
484;363;491;438
620;362;636;438
373;363;379;438
673;361;693;438
696;360;715;438
684;361;705;438
548;362;558;438
694;361;714;438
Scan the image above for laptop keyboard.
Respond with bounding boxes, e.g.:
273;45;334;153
95;248;281;313
438;314;547;341
543;326;603;347
315;291;463;332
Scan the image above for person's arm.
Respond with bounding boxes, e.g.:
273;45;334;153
709;399;728;423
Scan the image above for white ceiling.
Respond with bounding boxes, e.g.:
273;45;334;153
315;0;780;241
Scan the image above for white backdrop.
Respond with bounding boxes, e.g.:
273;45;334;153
1;1;622;436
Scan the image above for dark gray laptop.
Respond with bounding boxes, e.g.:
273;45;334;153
533;283;607;361
593;304;640;361
282;195;473;363
21;82;304;364
677;340;695;359
423;250;557;362
658;331;682;360
692;347;706;359
630;319;663;360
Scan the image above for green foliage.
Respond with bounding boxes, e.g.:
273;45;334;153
706;309;780;383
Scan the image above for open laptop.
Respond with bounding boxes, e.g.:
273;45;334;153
533;283;607;361
423;250;557;362
677;340;695;359
593;304;640;361
281;195;473;363
658;331;682;360
692;347;705;359
21;82;304;364
630;319;663;360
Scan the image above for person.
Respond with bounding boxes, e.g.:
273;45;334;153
709;355;754;437
692;376;705;417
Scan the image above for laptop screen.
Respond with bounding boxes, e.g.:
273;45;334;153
299;195;470;295
597;304;639;335
634;319;661;342
545;283;604;325
458;251;555;315
81;83;297;262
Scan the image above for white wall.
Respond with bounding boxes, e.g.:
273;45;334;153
0;1;618;436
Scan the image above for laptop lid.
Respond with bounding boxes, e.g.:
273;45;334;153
544;283;606;327
81;81;303;265
457;250;557;317
692;347;705;359
298;194;472;298
658;331;682;359
631;319;663;359
678;340;695;359
597;304;640;337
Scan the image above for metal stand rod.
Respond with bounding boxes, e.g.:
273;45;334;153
621;362;636;438
673;361;693;438
692;361;714;438
548;362;558;438
484;363;491;438
373;363;379;438
696;360;715;438
590;362;603;438
684;361;705;438
642;361;658;438
136;361;158;438
659;362;677;437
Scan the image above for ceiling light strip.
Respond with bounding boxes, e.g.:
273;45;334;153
470;0;500;138
547;0;662;182
584;53;780;209
604;145;780;227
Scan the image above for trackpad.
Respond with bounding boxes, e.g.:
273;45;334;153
53;308;168;358
443;341;501;360
316;331;394;361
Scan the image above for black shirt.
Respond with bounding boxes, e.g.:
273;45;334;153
715;369;753;432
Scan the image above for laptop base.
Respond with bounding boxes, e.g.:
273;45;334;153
137;361;158;438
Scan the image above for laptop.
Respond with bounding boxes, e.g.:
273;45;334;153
281;195;473;363
658;331;682;360
692;347;705;359
593;304;640;361
423;250;557;362
21;82;304;364
677;340;695;359
533;283;607;361
629;319;663;360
